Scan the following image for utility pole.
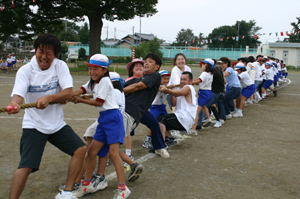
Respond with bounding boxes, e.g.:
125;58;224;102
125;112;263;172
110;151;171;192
140;16;141;33
237;22;240;36
114;28;116;40
106;26;109;40
132;26;134;35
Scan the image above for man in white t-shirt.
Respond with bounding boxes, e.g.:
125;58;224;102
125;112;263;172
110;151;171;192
7;34;86;199
157;71;197;139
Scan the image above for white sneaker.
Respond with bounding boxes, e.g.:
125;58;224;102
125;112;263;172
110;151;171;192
248;100;253;104
226;114;232;119
72;183;94;198
113;186;131;199
219;119;225;124
55;192;78;199
232;111;243;117
202;118;212;127
171;130;183;139
155;148;170;158
213;121;222;128
258;97;262;102
187;129;198;135
92;174;108;191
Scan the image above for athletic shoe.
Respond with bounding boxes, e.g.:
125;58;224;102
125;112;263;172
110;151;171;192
248;100;253;104
213;121;222;128
165;136;177;146
113;186;131;199
128;163;144;182
124;155;134;168
226;114;232;119
91;174;108;191
171;130;183;139
142;140;153;149
253;99;258;103
273;90;277;97
155;148;170;158
219;119;225;125
58;183;79;192
187;129;198;135
202;118;212;127
195;125;202;130
257;97;262;102
55;192;78;199
72;182;94;198
232;111;243;117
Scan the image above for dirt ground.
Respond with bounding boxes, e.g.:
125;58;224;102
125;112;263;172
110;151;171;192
0;68;300;199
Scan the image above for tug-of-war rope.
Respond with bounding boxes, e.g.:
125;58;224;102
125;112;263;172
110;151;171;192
0;84;181;113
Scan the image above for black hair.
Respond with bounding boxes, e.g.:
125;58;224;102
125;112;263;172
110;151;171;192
256;55;263;60
238;67;247;72
112;81;123;92
88;67;110;90
238;57;249;64
145;53;162;71
34;33;61;57
173;53;187;66
203;63;215;74
182;71;193;80
247;56;255;63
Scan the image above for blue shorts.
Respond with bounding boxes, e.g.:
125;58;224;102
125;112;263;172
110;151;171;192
283;72;288;78
274;75;278;82
12;61;16;65
150;104;168;119
241;84;256;98
262;80;273;89
278;71;282;77
226;85;230;92
97;144;109;157
197;90;213;108
94;109;124;146
7;63;12;67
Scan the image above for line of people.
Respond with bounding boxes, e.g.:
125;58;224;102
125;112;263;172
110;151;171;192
0;52;17;73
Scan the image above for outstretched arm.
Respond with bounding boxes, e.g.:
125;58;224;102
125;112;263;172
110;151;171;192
123;81;147;94
35;88;73;109
160;85;190;97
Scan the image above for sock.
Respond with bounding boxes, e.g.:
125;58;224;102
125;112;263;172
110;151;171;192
256;92;261;99
125;149;131;156
82;180;91;186
146;135;151;141
262;93;266;98
61;190;71;195
118;183;126;191
236;108;242;112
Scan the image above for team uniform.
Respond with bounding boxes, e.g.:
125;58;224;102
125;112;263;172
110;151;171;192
7;57;13;67
197;72;213;107
149;90;168;118
11;55;85;172
262;67;274;89
11;55;16;66
237;71;256;99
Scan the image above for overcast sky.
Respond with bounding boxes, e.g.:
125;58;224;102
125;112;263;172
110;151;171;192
83;0;300;44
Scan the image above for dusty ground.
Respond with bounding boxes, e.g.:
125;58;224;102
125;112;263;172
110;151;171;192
0;68;299;199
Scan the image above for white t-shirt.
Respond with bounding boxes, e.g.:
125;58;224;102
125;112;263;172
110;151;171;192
253;61;263;81
114;89;125;114
151;90;168;105
238;71;254;88
7;58;12;64
174;85;197;132
277;63;282;71
264;68;274;81
198;72;213;90
81;77;119;112
169;65;191;90
261;64;266;80
11;55;73;134
247;62;256;82
11;56;16;62
273;66;278;75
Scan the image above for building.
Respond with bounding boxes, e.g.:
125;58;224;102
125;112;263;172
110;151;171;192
269;43;300;67
116;33;155;48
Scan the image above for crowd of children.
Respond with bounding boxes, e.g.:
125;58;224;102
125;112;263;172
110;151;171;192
6;33;289;199
0;52;18;73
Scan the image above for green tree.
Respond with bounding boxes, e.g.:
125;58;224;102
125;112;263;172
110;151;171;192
207;20;261;48
78;23;90;44
59;30;80;42
0;0;158;56
175;29;197;46
135;37;163;60
61;44;69;55
79;48;86;59
288;17;300;42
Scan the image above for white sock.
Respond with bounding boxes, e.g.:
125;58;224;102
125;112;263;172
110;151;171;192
126;149;131;156
61;190;72;195
256;92;261;99
262;93;266;98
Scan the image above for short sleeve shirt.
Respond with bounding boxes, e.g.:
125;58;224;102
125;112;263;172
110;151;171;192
225;67;241;88
198;72;213;90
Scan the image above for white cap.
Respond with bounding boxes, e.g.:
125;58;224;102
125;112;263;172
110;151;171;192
85;54;112;68
235;63;246;70
109;72;121;81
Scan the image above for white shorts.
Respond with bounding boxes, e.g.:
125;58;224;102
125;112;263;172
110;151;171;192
83;120;98;141
123;112;136;137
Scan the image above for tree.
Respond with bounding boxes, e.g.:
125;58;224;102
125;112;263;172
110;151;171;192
61;43;69;55
135;37;163;60
79;48;86;59
207;20;261;48
0;0;158;56
174;29;198;46
78;23;90;44
288;17;300;42
59;30;80;42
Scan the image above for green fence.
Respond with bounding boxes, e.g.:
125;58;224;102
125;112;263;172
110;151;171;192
69;45;265;60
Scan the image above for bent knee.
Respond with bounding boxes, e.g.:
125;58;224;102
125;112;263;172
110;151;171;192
74;145;87;156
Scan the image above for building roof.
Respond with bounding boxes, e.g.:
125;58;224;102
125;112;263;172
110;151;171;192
269;43;300;48
121;33;154;41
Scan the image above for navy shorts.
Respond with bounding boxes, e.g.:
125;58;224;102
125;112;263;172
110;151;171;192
262;80;273;89
7;63;12;67
197;90;213;107
19;125;85;172
150;104;168;118
241;84;256;98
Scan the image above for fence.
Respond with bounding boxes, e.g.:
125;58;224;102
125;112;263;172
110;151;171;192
68;45;266;60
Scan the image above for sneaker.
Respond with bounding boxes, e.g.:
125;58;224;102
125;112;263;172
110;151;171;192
202;118;212;127
187;129;198;135
124;155;134;168
213;121;222;128
55;192;78;199
142;140;153;149
226;114;232;119
195;125;202;130
155;148;170;158
273;90;277;97
248;100;253;104
253;99;258;103
72;182;94;198
165;137;177;146
58;183;79;192
113;186;131;199
257;97;262;102
128;163;144;182
232;111;243;117
219;119;225;125
91;174;108;191
171;130;183;139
